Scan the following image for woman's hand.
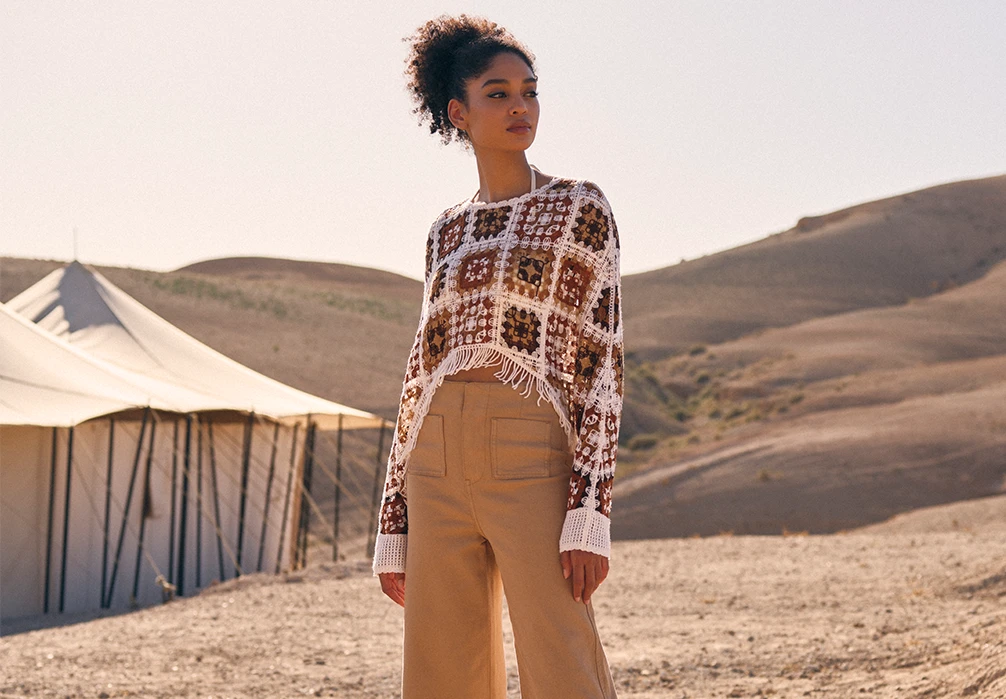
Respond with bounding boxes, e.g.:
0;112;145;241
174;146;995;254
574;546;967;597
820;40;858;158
379;572;406;607
560;550;609;604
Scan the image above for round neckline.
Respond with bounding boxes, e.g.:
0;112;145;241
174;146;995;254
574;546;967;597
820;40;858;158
468;167;558;208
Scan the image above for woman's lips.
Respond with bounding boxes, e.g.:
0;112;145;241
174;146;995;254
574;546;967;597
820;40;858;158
508;125;531;133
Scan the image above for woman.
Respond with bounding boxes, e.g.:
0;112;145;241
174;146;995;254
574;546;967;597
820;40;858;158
373;14;623;699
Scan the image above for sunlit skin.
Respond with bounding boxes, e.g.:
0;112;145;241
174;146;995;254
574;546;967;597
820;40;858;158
379;51;610;608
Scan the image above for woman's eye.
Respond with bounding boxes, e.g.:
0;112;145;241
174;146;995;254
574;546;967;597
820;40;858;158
486;89;537;98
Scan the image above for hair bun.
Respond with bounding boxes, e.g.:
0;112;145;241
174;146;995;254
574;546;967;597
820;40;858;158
404;14;535;147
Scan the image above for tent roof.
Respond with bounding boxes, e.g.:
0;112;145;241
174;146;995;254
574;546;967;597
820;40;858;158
0;303;153;426
6;263;385;430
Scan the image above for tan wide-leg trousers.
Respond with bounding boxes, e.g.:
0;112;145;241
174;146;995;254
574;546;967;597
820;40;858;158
403;378;617;699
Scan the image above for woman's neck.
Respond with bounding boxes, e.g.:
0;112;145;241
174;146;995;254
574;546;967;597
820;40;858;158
473;151;534;203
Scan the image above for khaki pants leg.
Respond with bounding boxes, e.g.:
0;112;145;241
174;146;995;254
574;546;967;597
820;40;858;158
403;380;507;699
403;379;616;699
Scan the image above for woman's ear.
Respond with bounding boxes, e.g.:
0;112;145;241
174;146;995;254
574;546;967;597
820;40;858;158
447;97;468;132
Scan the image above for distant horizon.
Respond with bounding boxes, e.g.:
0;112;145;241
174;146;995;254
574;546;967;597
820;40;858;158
5;169;1003;283
4;1;1005;281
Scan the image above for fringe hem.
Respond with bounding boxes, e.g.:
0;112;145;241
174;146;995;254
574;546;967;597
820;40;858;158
397;345;576;497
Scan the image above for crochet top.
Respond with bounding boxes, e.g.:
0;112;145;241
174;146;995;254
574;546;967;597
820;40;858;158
372;172;623;575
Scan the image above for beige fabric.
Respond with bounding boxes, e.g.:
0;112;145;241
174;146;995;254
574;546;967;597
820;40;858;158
7;262;384;430
402;378;616;699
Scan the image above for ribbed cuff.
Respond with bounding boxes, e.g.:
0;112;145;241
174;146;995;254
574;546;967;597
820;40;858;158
372;533;407;576
558;508;611;558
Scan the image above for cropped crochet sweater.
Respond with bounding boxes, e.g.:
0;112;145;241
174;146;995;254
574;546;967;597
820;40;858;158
372;174;623;575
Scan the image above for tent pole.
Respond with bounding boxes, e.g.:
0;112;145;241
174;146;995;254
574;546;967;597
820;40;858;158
131;419;158;604
208;421;227;580
366;422;388;559
257;421;281;573
298;422;317;569
168;419;179;587
176;415;192;598
333;414;344;562
105;408;150;609
274;423;299;575
58;426;75;613
236;412;254;575
101;419;115;608
43;427;59;614
196;420;203;589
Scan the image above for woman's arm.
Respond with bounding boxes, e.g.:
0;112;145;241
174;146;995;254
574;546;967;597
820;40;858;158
373;217;442;588
558;182;624;602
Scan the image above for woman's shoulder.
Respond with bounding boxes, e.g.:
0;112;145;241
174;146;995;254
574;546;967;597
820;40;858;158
542;175;613;212
576;179;612;209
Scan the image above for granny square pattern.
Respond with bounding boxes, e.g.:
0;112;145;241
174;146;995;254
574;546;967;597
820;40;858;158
373;177;623;575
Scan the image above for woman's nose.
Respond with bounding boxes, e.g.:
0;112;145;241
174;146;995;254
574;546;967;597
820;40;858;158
509;96;528;115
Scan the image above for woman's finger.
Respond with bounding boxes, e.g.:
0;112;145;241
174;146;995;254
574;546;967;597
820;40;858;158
379;573;406;608
598;556;609;586
572;559;585;602
560;550;571;579
583;560;597;604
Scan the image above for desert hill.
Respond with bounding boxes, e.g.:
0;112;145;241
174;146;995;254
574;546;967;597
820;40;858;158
623;174;1006;360
4;176;1006;697
614;254;1006;538
3;173;1006;548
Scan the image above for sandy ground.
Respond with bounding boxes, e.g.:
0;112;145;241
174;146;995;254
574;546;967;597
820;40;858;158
3;496;1006;698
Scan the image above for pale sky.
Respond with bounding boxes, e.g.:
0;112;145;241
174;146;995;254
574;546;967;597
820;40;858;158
3;1;1004;282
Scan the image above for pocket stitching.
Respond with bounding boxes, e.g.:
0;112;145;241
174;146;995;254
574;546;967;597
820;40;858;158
408;414;446;477
490;417;552;480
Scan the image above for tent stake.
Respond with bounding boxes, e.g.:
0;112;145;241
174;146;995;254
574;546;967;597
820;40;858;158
366;422;388;559
58;426;75;613
131;419;157;604
208;421;227;580
101;419;115;608
275;423;299;575
176;415;192;597
105;408;150;608
168;419;178;587
236;412;254;574
333;414;344;562
43;427;58;614
257;421;281;573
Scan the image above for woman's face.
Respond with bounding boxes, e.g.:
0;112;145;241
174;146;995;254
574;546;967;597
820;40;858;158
450;51;539;152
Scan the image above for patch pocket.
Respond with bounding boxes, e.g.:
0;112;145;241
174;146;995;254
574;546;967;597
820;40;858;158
407;414;446;477
490;418;551;480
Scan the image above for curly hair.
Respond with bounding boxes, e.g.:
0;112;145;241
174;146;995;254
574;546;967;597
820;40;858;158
403;14;536;147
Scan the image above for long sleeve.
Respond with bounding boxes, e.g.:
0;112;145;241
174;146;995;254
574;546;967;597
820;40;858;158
372;220;440;575
557;184;624;558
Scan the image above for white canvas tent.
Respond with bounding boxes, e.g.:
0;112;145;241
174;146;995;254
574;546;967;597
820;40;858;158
1;265;386;623
7;261;380;430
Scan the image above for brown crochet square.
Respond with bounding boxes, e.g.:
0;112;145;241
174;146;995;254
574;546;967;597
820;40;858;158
555;256;592;309
572;201;609;253
457;249;501;290
522;194;574;246
440;213;467;258
501;305;541;355
505;247;554;301
473;206;512;240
